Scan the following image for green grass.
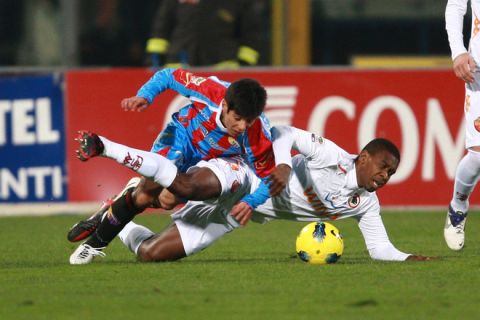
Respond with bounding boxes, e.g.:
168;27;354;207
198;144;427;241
0;211;479;320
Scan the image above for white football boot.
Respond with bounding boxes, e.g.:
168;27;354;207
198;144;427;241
444;206;467;251
69;243;106;265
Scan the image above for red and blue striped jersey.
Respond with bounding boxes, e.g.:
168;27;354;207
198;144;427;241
138;68;276;178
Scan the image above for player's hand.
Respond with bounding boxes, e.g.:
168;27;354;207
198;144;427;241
405;255;434;261
121;96;150;112
267;164;291;196
453;53;476;83
229;201;253;226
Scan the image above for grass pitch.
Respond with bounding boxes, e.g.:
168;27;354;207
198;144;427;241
0;211;479;320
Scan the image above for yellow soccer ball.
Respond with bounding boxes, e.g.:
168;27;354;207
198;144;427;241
296;222;344;264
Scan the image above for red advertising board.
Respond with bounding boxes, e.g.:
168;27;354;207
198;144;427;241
66;68;470;206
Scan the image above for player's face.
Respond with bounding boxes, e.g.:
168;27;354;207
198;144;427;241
221;101;255;137
355;149;399;192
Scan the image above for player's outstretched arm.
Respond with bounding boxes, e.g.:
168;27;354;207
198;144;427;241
356;208;434;262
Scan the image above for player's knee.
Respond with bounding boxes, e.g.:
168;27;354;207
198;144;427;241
137;244;172;262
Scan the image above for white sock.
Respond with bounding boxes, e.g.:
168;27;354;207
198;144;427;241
99;136;177;187
119;222;155;255
450;150;480;213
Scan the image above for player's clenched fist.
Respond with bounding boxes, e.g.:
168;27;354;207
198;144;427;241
121;96;150;112
453;53;476;84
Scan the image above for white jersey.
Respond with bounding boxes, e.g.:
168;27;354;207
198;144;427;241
255;130;378;223
446;0;480;62
173;126;410;261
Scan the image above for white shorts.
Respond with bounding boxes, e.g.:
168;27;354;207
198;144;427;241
465;85;480;148
172;157;258;256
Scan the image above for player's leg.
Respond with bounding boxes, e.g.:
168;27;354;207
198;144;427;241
445;149;480;250
117;157;254;263
69;178;164;265
76;130;230;200
118;205;239;262
67;176;141;242
69;167;224;264
136;224;186;261
445;88;480;250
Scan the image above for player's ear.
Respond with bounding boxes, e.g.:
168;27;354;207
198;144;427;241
222;100;229;113
357;150;370;165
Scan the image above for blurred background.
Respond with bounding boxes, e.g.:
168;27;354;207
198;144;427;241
0;0;461;68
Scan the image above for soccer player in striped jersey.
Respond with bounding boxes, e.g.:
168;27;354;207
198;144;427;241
72;126;431;263
68;68;291;264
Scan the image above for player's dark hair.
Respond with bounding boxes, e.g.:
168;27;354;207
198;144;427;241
362;138;401;162
225;78;267;121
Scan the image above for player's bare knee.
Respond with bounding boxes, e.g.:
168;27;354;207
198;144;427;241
137;241;163;262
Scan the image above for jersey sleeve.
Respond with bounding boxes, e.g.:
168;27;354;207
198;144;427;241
239;117;292;209
445;0;469;60
137;68;228;107
353;200;410;261
272;125;342;167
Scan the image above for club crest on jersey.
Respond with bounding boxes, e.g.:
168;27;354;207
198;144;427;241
348;193;360;208
228;136;239;147
190;76;207;86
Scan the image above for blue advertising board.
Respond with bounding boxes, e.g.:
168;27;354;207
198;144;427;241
0;74;66;202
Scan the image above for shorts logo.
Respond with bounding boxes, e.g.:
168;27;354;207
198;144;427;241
474;117;480;133
228;161;240;171
123;152;144;171
348;193;360;208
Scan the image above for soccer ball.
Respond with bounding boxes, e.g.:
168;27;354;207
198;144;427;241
296;222;344;264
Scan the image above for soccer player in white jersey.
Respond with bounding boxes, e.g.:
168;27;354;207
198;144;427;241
73;126;431;262
445;0;480;250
